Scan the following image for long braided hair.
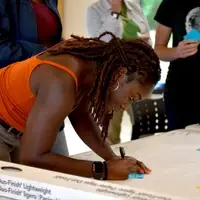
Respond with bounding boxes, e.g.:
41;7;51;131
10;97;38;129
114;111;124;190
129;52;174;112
48;32;161;141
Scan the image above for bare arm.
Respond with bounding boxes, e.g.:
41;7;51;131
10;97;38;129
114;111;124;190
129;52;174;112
155;23;199;61
69;96;116;161
154;23;178;62
20;67;92;177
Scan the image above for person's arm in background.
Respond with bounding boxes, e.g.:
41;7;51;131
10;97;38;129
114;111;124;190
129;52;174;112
86;0;123;42
155;24;198;61
154;0;176;61
0;2;47;68
154;24;177;61
154;0;198;61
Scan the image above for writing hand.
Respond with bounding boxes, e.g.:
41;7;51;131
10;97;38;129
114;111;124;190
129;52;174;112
108;156;151;176
126;156;151;174
106;158;139;180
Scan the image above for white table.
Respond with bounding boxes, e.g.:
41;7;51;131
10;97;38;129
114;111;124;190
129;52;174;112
0;128;199;200
72;129;200;200
0;158;185;200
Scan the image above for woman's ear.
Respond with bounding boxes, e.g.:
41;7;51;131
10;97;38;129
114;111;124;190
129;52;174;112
109;67;127;91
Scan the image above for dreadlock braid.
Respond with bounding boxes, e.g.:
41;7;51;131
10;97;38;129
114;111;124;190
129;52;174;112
48;32;161;141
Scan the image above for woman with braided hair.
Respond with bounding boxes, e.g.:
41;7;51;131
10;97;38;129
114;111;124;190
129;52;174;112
0;31;160;180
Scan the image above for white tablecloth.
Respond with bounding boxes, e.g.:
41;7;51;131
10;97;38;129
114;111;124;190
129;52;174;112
72;129;200;200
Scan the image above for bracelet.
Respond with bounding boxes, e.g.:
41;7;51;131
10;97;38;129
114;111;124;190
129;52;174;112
103;161;108;180
111;12;120;19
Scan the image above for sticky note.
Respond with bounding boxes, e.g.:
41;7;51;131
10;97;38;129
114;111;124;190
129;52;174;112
196;185;200;189
128;173;144;179
196;148;200;152
184;29;200;41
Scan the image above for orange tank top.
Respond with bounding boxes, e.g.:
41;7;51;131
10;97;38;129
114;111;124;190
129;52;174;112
0;56;78;132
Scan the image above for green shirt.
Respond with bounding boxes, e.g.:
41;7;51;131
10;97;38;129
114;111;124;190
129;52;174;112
120;3;140;38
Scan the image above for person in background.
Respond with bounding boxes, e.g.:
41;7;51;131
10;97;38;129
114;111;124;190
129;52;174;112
0;32;160;180
86;0;151;144
154;0;200;130
0;0;68;162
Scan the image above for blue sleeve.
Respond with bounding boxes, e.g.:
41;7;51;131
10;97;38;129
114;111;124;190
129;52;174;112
0;2;47;68
0;38;47;68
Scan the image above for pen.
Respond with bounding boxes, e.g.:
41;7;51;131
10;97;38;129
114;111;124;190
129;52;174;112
119;147;125;159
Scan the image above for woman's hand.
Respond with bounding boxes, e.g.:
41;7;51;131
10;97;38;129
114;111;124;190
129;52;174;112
175;40;199;58
126;156;151;174
106;157;151;180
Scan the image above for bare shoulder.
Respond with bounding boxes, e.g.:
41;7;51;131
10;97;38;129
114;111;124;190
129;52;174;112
30;63;77;98
27;63;77;130
37;53;88;75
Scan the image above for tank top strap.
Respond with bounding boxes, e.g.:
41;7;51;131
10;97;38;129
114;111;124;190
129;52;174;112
37;41;64;56
34;57;78;90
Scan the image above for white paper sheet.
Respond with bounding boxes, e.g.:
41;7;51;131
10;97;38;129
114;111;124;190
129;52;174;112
0;167;184;200
0;174;115;200
73;130;200;200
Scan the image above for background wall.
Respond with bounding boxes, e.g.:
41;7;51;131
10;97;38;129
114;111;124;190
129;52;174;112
58;0;64;23
61;0;96;38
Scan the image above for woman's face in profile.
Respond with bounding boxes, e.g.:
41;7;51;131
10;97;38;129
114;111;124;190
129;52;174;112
107;74;154;113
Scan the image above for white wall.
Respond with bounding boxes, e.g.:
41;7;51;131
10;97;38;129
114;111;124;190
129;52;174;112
62;0;97;38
